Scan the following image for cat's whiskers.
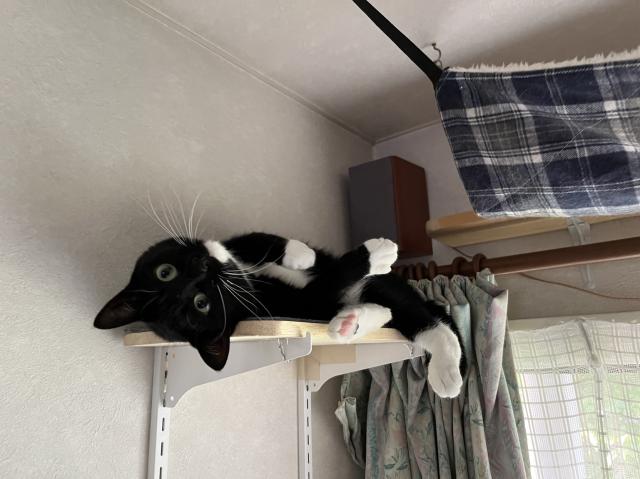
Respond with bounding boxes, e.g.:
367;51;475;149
224;252;286;277
138;189;208;245
220;281;264;320
220;277;255;301
221;280;260;318
193;209;207;239
240;277;272;286
221;281;270;321
221;272;270;293
215;284;228;336
225;249;283;274
171;187;190;243
138;194;174;242
160;195;187;244
187;193;202;240
142;192;186;246
220;278;257;293
223;278;273;319
223;263;276;277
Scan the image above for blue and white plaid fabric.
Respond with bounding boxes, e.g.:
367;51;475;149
437;57;640;217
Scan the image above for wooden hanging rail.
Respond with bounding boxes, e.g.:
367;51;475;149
393;236;640;280
426;211;638;247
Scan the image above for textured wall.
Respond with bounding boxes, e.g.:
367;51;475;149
1;1;369;477
374;125;640;319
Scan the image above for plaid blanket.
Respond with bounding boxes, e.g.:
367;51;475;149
437;57;640;217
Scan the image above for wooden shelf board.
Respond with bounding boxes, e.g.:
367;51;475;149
124;320;407;348
426;211;638;247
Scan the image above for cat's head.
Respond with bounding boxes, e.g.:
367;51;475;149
94;238;245;370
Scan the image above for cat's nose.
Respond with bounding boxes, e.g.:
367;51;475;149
188;255;209;276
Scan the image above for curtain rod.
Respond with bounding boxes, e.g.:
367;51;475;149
393;236;640;280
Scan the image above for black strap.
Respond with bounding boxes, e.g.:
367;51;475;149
352;0;442;87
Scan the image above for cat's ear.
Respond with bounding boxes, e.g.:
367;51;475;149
94;288;144;329
193;335;231;371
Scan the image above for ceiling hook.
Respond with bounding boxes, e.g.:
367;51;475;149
430;42;443;68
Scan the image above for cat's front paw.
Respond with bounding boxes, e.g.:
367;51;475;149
282;239;316;270
364;238;398;276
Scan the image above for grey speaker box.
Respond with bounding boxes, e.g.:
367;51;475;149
348;156;432;259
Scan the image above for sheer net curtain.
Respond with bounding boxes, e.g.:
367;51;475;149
510;315;640;479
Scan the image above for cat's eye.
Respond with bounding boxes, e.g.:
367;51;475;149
193;293;210;314
155;264;178;282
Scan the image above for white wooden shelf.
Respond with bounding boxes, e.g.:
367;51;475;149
126;319;423;479
124;319;408;347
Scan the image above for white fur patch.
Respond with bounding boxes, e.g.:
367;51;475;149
327;304;392;343
204;240;232;263
282;239;316;270
259;263;311;288
454;45;640;72
364;238;398;276
414;324;463;398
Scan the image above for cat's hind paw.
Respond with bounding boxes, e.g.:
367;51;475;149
328;309;360;343
414;324;463;398
364;238;398;276
328;304;392;343
427;355;463;398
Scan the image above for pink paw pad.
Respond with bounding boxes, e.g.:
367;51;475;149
338;314;358;337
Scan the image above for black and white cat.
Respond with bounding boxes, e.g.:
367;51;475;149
94;233;464;398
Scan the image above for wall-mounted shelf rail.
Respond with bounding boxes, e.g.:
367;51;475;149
125;320;423;479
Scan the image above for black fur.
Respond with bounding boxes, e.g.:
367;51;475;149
95;233;464;375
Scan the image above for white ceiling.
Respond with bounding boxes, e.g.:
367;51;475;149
139;0;640;142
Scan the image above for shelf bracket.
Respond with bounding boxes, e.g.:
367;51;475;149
295;343;421;479
567;218;596;289
144;331;418;479
297;362;313;479
163;334;312;408
148;347;171;479
147;334;312;479
303;342;423;393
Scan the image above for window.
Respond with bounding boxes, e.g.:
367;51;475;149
511;318;640;479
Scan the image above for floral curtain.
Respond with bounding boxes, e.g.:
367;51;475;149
335;271;530;478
